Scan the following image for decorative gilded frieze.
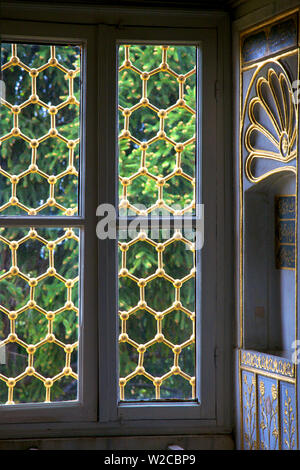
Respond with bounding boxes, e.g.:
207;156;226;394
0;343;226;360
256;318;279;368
241;364;298;450
241;350;295;379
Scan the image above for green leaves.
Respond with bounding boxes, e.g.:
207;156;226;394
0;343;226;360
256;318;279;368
0;42;197;403
117;44;197;400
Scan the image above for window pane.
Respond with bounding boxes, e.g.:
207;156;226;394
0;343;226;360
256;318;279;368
0;227;80;404
0;43;81;216
118;229;196;401
118;45;196;215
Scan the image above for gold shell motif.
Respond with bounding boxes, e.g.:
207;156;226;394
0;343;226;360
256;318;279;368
244;67;297;184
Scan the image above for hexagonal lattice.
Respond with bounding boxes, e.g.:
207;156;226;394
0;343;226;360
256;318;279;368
0;43;80;216
118;45;196;215
118;229;195;400
0;227;79;404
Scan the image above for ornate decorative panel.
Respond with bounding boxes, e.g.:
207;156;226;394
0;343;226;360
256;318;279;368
240;350;297;450
280;382;297;449
275;195;296;269
238;10;299;450
242;15;297;65
242;370;257;449
257;376;279;449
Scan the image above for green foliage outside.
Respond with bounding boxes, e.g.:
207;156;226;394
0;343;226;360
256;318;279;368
0;43;196;404
0;43;80;403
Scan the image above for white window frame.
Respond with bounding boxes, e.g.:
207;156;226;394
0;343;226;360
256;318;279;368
98;25;217;423
0;4;232;438
0;20;98;424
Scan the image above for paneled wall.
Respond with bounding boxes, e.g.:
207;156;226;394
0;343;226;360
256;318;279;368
238;10;299;450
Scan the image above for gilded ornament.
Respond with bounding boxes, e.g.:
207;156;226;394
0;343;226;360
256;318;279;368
244;67;297;184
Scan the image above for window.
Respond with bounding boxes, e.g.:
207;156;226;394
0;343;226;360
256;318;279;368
0;9;230;437
0;41;81;406
117;44;197;402
0;21;97;424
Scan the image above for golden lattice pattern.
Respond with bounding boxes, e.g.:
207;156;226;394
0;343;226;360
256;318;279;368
118;45;196;215
0;227;79;404
118;229;196;400
0;43;80;215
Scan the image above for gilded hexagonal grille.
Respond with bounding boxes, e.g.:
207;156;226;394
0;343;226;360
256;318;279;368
119;229;196;400
0;43;80;216
118;44;197;401
118;45;196;215
0;42;81;405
